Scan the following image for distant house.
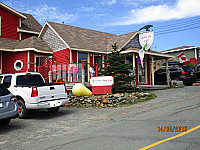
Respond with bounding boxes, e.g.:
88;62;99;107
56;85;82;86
0;2;52;74
162;46;200;64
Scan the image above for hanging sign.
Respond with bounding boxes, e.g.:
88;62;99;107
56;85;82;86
139;31;154;50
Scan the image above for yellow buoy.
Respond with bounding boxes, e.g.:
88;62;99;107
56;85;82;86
72;83;92;97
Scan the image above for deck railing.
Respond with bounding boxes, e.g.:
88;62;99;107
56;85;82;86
28;62;98;83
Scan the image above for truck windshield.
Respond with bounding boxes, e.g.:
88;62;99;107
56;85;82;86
16;75;44;85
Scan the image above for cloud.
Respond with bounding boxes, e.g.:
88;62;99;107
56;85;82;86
25;5;78;24
3;1;78;25
78;7;97;12
113;0;200;25
102;0;116;5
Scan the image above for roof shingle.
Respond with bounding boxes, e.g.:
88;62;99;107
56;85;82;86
47;22;141;53
15;36;52;52
19;13;42;33
0;38;20;50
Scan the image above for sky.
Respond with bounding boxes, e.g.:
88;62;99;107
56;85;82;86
1;0;200;52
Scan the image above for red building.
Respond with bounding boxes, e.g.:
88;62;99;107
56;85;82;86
0;2;173;85
39;21;173;85
0;2;52;74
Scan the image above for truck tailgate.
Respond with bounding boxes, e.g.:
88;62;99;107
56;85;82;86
37;84;66;102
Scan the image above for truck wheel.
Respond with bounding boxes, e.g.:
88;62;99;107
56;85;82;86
17;100;29;119
47;107;60;113
0;119;11;126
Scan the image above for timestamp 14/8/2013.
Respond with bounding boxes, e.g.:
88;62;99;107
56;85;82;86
157;126;187;132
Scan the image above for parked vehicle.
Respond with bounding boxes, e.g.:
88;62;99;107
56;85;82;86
0;72;69;118
0;84;18;125
154;66;196;86
192;65;200;80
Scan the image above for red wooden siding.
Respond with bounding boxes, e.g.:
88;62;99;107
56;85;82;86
90;53;93;65
0;7;20;40
2;51;28;73
53;48;70;64
21;33;36;40
72;50;77;63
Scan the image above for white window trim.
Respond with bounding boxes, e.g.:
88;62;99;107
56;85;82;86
14;60;23;71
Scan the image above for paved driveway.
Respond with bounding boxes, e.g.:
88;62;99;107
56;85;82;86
1;86;200;150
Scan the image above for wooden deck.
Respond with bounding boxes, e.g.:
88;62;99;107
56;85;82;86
138;85;170;90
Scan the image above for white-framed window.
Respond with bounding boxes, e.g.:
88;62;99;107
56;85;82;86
14;60;23;71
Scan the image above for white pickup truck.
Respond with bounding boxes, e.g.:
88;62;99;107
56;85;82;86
0;72;69;118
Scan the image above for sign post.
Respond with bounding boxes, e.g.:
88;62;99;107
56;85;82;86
90;76;114;95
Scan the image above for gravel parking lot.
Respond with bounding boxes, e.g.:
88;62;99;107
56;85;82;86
1;86;200;149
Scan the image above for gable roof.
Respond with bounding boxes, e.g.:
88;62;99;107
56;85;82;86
0;2;27;19
162;46;199;53
0;37;52;53
46;21;117;52
107;31;139;51
17;13;42;34
40;22;141;53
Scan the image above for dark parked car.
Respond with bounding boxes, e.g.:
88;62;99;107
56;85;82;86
154;66;196;86
0;84;18;125
192;65;200;80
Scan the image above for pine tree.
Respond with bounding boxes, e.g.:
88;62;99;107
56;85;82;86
101;43;136;93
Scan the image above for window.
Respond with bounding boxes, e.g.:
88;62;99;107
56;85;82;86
125;54;133;65
78;52;88;63
16;75;44;85
0;85;10;96
78;52;88;82
94;54;102;68
3;76;12;88
138;56;146;83
14;60;23;71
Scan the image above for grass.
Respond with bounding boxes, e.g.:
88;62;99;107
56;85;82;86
122;93;157;107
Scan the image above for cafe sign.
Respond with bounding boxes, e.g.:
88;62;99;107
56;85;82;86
139;31;154;51
90;76;114;86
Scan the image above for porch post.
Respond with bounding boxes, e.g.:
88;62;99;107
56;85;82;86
82;62;85;85
166;58;170;86
132;53;136;86
151;56;154;85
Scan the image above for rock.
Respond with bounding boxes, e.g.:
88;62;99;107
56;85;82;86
143;93;151;97
103;98;107;104
86;104;92;107
140;93;145;97
126;97;132;102
118;97;125;101
124;93;129;97
113;93;121;97
131;99;135;103
96;101;101;106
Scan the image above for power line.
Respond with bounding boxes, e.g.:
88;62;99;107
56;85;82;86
155;25;200;35
154;18;200;30
110;18;200;35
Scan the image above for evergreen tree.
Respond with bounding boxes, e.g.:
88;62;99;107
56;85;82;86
101;43;136;93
